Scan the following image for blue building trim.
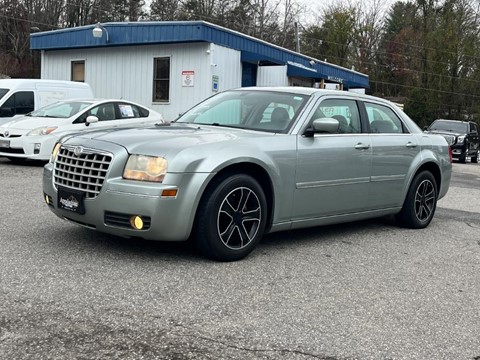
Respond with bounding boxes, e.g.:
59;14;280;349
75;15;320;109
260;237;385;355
30;21;369;89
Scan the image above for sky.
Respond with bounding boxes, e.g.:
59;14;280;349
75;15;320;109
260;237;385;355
296;0;403;24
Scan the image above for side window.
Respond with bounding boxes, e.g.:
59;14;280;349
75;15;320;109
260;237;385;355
470;123;478;133
91;103;116;121
310;98;361;134
153;57;170;102
0;92;34;117
118;103;146;119
365;103;406;134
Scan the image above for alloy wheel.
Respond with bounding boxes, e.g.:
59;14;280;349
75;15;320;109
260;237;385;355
217;186;262;250
414;179;436;222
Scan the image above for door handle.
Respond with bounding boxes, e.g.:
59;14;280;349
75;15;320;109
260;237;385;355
406;142;418;148
354;143;370;150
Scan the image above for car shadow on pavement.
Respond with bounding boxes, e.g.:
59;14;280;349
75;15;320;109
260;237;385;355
55;215;398;262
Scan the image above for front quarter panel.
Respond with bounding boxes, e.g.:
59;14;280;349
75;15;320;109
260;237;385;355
165;135;298;227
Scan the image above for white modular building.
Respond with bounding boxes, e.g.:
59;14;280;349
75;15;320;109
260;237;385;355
31;21;369;121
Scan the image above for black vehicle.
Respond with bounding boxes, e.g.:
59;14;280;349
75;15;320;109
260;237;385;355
425;119;479;163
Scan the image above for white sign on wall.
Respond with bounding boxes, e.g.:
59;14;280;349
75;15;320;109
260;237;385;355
182;70;195;87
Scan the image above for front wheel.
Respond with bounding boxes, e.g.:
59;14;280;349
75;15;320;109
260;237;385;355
396;171;438;229
195;174;267;261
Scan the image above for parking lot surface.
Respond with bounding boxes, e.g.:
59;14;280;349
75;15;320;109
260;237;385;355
0;158;479;359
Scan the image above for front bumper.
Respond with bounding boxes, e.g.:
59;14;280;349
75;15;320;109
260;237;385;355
43;161;212;242
0;135;56;160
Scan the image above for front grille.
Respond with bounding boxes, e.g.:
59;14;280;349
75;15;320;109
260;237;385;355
54;145;112;199
0;134;21;138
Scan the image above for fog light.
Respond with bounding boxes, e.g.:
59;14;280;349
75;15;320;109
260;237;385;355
34;143;41;154
45;195;50;205
130;215;144;230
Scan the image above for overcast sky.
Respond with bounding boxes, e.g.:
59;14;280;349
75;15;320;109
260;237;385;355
296;0;402;24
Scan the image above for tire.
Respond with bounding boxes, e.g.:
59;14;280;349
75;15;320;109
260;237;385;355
396;171;438;229
195;174;267;261
471;150;479;163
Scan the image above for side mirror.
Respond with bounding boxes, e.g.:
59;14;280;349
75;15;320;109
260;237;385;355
312;118;339;132
86;115;99;126
304;118;339;137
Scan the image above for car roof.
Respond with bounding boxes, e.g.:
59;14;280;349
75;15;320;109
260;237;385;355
232;86;389;103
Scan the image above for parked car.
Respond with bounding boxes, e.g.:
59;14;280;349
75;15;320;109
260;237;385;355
43;87;452;261
0;99;164;162
0;79;94;126
424;119;479;163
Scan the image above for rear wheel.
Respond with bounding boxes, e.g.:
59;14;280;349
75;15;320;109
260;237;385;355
396;171;437;229
195;174;267;261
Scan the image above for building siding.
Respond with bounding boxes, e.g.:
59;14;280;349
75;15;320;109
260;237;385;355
41;42;242;121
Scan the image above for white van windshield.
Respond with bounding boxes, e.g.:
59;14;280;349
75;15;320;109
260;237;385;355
0;88;8;100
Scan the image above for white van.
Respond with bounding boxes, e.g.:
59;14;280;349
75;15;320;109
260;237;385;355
0;79;94;125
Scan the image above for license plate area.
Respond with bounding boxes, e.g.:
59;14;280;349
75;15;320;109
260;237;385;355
0;139;10;148
57;186;86;214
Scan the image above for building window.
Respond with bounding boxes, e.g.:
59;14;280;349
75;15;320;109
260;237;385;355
153;57;170;102
71;61;85;82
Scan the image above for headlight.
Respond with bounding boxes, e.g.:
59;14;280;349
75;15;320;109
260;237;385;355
26;126;58;136
457;135;465;144
123;155;168;182
51;143;61;162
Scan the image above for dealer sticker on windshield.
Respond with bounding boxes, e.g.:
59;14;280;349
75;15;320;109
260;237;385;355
57;186;86;214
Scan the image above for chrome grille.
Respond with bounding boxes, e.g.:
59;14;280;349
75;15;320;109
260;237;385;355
54;146;112;199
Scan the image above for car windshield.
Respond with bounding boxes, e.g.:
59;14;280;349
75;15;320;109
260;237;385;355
430;120;468;133
175;90;309;132
0;88;8;100
27;101;92;118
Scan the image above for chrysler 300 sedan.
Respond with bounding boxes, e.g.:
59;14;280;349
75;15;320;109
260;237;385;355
43;87;452;261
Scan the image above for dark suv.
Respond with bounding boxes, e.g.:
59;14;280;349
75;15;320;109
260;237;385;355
425;119;479;163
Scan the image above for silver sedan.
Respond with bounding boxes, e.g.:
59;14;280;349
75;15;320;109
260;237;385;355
42;87;452;261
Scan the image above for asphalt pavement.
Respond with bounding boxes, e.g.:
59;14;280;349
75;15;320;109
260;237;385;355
0;158;479;359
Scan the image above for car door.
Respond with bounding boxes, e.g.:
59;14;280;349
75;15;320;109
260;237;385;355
293;97;372;221
363;101;421;208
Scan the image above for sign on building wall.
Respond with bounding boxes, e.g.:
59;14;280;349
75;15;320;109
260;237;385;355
212;75;219;92
182;70;195;87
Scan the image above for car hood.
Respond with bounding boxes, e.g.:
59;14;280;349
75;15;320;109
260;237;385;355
0;116;69;131
67;123;273;157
